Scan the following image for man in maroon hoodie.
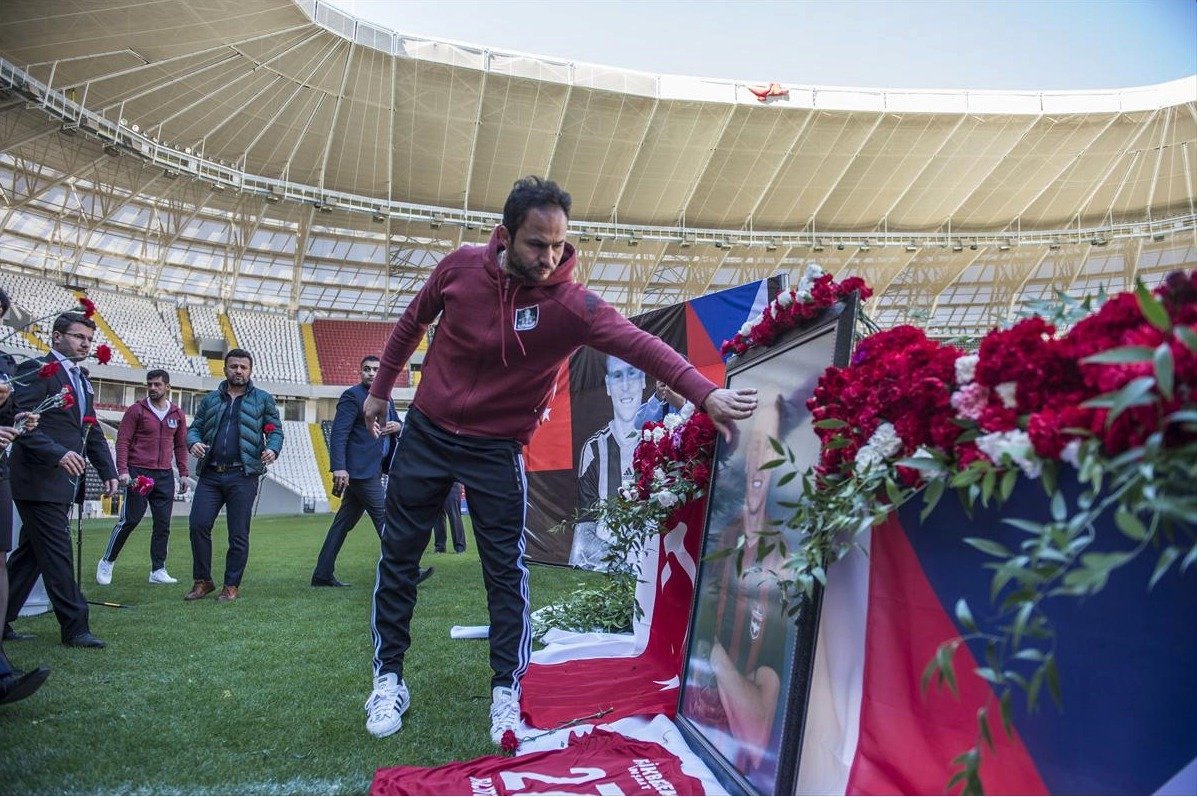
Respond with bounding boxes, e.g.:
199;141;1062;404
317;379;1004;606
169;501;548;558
361;176;757;743
96;369;189;586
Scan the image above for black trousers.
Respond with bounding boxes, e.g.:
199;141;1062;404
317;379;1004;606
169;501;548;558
433;482;467;553
189;469;259;587
6;500;90;642
372;408;529;691
312;475;385;580
102;467;175;570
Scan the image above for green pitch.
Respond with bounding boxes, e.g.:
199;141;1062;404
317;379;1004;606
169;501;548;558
0;513;600;794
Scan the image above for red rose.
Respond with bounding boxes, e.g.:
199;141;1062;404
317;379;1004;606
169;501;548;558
94;344;112;365
38;361;62;379
500;729;519;755
263;423;277;434
81;415;98;425
77;296;96;319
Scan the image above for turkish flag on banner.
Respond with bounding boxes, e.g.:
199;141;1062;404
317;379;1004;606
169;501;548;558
520;498;707;728
370;729;705;796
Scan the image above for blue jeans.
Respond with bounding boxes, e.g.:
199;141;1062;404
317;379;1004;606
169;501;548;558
189;469;260;587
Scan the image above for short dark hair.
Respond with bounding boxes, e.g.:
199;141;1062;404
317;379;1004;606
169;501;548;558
146;369;170;384
53;312;96;335
502;176;571;239
225;348;253;367
360;355;380;367
0;287;10;318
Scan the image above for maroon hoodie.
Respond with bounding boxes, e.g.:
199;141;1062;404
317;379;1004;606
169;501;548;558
115;398;189;477
372;226;717;445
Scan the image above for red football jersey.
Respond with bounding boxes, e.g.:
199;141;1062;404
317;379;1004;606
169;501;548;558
371;729;705;796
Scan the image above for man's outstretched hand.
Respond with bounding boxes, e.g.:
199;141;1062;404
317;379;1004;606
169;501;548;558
702;388;758;441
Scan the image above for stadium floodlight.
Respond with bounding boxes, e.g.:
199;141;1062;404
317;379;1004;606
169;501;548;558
836;243;844;251
578;234;591;242
264;190;281;204
1048;240;1061;250
765;239;778;251
969;242;978;250
429;217;442;229
163;169;179;179
998;240;1011;251
1091;237;1108;246
627;237;639;246
131;123;140;133
1152;232;1167;242
859;243;870;252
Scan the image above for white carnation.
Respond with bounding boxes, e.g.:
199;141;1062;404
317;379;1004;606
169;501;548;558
653;490;679;508
798;262;825;294
867;422;902;459
976;430;1041;479
663;412;683;431
1060;439;1082;468
954;354;979;385
776;290;794;308
739;321;754;337
854;444;886;473
995;381;1018;409
653;467;667;483
642;428;654;441
652;426;666;442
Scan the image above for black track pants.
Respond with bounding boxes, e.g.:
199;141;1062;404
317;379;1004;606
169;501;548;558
371;408;530;692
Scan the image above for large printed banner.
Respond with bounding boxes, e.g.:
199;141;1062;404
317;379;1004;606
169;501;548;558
523;279;780;566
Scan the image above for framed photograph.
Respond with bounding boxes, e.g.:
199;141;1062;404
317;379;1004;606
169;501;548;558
676;295;859;795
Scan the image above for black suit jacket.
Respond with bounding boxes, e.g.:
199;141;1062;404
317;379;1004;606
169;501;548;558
10;354;117;504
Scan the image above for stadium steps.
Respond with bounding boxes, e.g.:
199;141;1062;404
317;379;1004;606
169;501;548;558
177;308;199;356
308;422;338;509
206;358;224;378
91;311;143;369
300;323;323;385
20;330;48;352
217;313;239;349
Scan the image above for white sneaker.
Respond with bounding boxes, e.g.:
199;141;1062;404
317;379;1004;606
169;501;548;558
489;685;520;746
96;559;113;585
149;568;178;584
365;673;410;738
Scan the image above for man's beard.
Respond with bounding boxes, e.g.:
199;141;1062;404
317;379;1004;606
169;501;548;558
505;250;550;282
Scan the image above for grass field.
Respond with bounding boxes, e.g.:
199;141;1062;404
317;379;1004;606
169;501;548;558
0;512;603;794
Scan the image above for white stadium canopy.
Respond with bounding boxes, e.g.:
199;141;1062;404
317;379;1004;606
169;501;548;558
0;0;1194;334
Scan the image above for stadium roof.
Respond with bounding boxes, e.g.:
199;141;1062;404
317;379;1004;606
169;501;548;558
0;0;1194;331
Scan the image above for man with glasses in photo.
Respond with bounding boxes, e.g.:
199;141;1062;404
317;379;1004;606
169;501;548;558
311;355;431;588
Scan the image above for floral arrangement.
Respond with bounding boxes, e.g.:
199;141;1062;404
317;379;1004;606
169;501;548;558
762;270;1196;793
720;264;872;357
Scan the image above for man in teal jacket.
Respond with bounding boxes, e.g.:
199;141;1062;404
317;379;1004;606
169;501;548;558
183;348;283;603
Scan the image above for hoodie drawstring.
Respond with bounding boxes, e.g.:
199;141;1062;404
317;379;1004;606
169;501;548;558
496;266;528;368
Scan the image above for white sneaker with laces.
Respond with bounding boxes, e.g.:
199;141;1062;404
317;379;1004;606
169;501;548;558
96;559;113;585
365;673;410;738
489;685;520;746
149;568;178;584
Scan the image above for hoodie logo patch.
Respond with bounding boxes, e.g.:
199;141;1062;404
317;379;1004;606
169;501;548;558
514;305;539;332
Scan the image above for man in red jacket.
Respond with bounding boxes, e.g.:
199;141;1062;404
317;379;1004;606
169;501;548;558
361;176;757;743
96;369;189;586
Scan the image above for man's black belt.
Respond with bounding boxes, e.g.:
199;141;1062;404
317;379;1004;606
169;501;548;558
207;463;243;473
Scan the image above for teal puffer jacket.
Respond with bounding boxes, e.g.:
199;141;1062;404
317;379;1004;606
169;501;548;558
187;381;284;476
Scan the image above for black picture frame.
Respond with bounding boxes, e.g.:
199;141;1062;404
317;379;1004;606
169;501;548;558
675;295;859;796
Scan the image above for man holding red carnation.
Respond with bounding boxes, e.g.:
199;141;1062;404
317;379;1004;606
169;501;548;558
184;349;283;603
96;369;189;587
4;312;118;649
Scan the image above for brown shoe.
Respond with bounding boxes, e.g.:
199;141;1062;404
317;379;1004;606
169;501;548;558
217;585;240;602
184;579;216;601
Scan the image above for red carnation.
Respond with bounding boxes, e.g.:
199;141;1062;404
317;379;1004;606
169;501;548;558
77;296;96;319
82;415;98;425
500;729;519;755
133;475;155;496
94;344;112;365
61;392;76;410
38;361;62;379
263;423;277;434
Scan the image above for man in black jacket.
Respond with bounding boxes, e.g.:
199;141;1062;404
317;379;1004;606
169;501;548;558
4;312;117;648
311;356;432;587
0;286;51;704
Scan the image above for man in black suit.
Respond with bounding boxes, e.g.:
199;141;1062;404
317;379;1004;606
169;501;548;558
4;312;118;648
311;355;431;587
